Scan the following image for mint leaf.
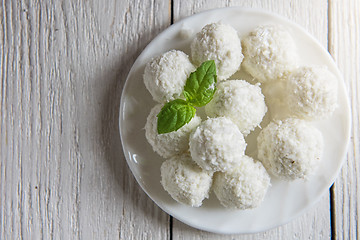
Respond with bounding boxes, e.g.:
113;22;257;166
157;99;196;134
183;60;217;107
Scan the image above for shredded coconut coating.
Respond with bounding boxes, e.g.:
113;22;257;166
257;118;324;180
213;155;270;209
144;50;196;103
285;66;338;119
161;153;213;207
145;104;202;158
242;25;298;83
191;23;243;81
205;80;267;136
189;117;246;172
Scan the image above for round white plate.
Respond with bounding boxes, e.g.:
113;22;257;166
119;8;351;234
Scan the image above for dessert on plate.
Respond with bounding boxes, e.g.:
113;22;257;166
142;22;338;209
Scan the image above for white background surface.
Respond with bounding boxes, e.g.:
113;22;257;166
1;0;359;239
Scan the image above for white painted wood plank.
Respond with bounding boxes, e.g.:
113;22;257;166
0;0;170;239
172;1;331;239
329;0;360;239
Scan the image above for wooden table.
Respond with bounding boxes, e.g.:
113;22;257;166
1;0;359;239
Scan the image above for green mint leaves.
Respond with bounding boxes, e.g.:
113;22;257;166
157;60;217;134
183;60;217;107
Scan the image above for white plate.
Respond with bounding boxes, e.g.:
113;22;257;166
119;8;351;234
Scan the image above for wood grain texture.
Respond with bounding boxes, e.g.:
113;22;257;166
0;0;170;239
329;0;360;239
1;0;359;239
172;1;331;239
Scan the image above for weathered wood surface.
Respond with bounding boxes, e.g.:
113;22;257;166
0;0;358;239
0;1;170;239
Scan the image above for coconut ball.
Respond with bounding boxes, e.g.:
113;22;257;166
191;23;243;80
213;155;270;209
257;118;324;180
284;66;338;119
205;80;267;136
242;25;298;83
144;50;196;103
145;104;202;158
161;153;213;207
189;117;246;172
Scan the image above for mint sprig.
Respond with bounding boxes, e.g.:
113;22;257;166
157;60;217;134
